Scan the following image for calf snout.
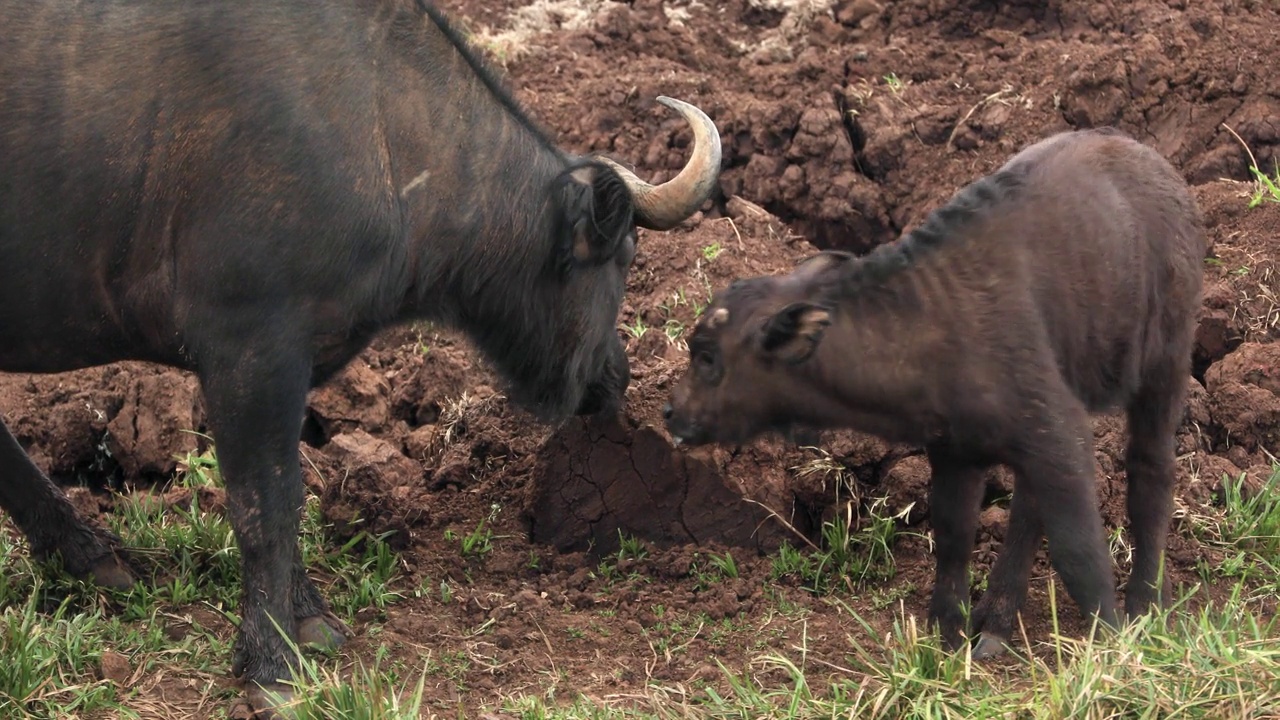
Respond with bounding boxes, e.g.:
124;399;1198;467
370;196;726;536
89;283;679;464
660;402;692;444
662;400;705;446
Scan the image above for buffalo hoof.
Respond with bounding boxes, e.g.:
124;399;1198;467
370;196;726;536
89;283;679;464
971;631;1011;660
230;683;299;720
298;613;352;651
88;552;136;590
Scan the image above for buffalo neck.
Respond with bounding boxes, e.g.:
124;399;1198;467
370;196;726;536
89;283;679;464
376;5;570;322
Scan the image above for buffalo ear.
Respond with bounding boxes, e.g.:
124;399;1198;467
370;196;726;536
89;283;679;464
759;302;832;364
561;163;636;267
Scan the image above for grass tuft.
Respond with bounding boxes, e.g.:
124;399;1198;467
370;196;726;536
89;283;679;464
1248;160;1280;208
3;459;1279;718
641;579;1280;719
0;445;406;718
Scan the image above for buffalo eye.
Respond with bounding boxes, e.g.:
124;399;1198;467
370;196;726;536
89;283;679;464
691;344;723;385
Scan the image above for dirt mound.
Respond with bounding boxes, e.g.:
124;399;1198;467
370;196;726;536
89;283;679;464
0;363;206;487
1205;343;1280;455
2;0;1279;714
526;414;795;554
473;0;1278;252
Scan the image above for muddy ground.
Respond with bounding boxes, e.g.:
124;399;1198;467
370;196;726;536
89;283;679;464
2;0;1279;715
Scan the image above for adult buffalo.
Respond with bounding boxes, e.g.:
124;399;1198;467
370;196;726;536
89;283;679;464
0;0;721;714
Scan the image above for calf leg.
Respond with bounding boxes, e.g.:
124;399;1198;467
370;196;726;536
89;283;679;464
1009;398;1119;633
924;444;987;651
1122;369;1188;619
0;418;133;588
969;482;1043;659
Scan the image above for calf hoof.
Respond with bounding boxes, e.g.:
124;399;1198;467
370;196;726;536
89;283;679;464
971;631;1011;660
298;613;352;651
89;553;136;590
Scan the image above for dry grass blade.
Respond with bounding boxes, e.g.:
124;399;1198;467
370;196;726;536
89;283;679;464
947;85;1017;151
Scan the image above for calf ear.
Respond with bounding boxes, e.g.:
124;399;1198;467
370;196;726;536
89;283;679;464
759;302;832;364
791;251;854;282
561;164;636;267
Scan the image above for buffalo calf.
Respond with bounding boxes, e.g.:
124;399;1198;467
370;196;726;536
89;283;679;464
664;127;1205;657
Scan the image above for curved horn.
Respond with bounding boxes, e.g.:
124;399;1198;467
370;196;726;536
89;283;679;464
598;95;723;231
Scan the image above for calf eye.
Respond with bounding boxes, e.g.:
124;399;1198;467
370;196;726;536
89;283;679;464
694;349;715;368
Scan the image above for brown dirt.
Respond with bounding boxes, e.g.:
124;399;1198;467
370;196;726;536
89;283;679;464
2;0;1279;715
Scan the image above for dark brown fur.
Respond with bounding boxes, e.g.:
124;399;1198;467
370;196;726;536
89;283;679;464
664;127;1206;656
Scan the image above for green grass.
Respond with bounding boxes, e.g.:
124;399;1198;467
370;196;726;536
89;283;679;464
448;502;505;563
254;627;430;720
499;573;1280;718
0;446;407;718
1247;160;1280;208
766;502;903;596
1192;468;1280;599
623;318;649;339
515;465;1280;719
0;530;235;717
650;581;1280;719
773;450;913;595
2;459;1279;719
1222;121;1280;209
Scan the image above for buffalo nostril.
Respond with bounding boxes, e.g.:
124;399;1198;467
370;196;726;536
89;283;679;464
662;403;673;420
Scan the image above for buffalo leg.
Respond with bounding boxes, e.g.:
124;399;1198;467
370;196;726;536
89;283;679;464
1009;398;1119;634
291;543;352;649
195;335;319;709
1122;368;1187;619
924;444;987;651
0;418;134;588
969;481;1043;659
